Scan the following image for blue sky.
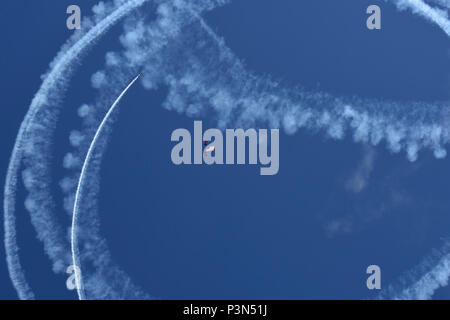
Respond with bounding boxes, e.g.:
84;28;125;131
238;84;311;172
1;0;450;299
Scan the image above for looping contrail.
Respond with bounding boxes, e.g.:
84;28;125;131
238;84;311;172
4;0;450;300
3;0;149;299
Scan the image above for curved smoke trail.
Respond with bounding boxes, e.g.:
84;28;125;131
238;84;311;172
5;0;450;300
3;0;149;299
377;241;450;299
389;0;450;36
71;73;142;300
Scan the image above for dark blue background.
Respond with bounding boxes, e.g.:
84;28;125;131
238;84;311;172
1;0;450;299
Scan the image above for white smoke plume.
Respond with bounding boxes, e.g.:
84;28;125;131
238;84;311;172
389;0;450;36
3;0;150;300
4;0;450;300
378;241;450;299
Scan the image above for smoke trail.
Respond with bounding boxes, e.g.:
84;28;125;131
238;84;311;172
5;0;450;300
389;0;450;36
71;73;142;300
381;0;450;299
378;241;450;299
428;0;450;9
3;0;149;299
117;9;450;162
